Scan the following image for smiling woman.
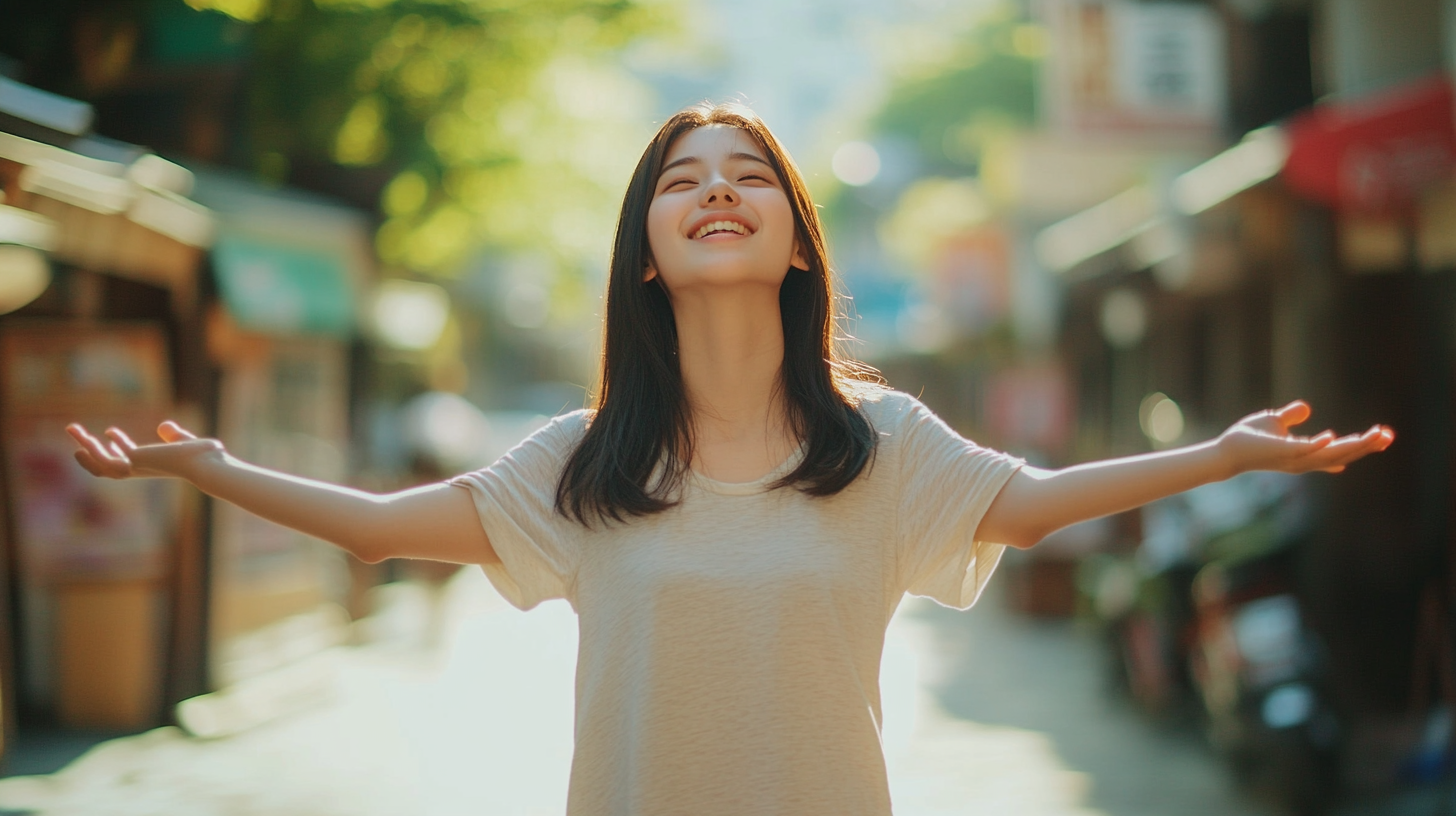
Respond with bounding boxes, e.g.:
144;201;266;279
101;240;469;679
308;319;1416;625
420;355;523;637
65;101;1393;816
648;132;803;282
557;105;878;523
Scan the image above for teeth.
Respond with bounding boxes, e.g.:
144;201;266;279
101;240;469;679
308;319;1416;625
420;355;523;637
692;220;749;239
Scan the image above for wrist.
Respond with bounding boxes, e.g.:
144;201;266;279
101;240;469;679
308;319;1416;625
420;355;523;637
1208;435;1243;481
177;441;228;487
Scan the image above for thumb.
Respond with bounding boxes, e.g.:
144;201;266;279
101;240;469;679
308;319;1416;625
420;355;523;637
1276;400;1311;428
157;421;199;443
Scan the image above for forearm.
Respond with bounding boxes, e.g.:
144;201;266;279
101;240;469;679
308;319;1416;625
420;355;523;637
68;421;496;565
189;451;392;562
991;439;1234;547
980;400;1392;549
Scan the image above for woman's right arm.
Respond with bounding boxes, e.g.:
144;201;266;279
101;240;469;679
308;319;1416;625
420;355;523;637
66;421;499;566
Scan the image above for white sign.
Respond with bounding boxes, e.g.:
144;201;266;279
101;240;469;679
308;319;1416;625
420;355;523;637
1040;0;1228;139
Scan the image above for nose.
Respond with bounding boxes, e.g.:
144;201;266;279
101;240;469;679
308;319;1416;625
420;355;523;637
700;176;736;206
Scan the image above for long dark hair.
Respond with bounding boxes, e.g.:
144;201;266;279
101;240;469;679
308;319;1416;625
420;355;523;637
556;102;881;525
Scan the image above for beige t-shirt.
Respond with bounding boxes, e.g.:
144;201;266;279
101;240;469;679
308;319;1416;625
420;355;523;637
450;389;1024;816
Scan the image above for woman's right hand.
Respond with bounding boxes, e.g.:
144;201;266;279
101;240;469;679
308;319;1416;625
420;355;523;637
70;419;497;565
66;421;224;482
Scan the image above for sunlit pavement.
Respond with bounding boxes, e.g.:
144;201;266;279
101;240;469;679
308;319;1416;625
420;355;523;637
901;581;1272;816
0;569;1264;816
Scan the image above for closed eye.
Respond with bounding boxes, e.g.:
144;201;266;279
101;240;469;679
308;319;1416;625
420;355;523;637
663;178;696;190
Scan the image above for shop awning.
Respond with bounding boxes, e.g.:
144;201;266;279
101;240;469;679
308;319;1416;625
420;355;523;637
1035;73;1456;275
212;237;354;337
1282;75;1455;213
0;86;215;305
1035;127;1290;275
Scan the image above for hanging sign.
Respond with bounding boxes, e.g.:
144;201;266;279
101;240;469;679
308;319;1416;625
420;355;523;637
1041;0;1228;139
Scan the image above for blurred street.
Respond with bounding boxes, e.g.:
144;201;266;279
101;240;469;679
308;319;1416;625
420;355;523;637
0;568;1268;816
2;0;1455;811
908;582;1268;816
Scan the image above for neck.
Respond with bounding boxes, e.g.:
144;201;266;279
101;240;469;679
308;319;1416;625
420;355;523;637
669;283;788;444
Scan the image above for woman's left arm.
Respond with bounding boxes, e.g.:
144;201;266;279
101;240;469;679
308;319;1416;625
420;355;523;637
976;400;1394;550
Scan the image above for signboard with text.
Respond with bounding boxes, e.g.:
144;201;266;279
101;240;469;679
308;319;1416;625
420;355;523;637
1040;0;1227;140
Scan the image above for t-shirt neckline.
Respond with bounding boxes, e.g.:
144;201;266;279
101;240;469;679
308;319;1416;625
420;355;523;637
689;441;807;496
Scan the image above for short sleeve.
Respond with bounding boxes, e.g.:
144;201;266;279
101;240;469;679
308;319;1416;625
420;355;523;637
449;411;589;610
888;395;1025;610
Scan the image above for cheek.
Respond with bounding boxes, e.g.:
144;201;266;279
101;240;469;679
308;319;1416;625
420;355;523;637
762;198;798;253
644;202;676;260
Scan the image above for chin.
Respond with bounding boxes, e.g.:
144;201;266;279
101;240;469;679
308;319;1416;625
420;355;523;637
663;259;790;291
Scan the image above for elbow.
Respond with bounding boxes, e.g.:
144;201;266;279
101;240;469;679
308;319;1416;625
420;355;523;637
350;544;385;565
337;518;393;564
340;501;399;564
1003;523;1049;551
348;535;393;565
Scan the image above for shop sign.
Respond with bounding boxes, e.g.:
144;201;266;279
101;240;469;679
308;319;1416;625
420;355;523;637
0;324;176;580
212;236;354;337
1040;0;1227;139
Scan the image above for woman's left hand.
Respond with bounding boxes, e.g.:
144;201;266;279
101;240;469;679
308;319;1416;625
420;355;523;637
1217;400;1393;476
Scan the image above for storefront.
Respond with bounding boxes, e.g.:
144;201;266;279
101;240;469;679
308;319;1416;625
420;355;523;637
1033;71;1456;805
0;92;214;738
188;170;372;693
0;79;375;761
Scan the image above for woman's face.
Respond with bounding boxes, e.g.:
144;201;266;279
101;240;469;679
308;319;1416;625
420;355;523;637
644;125;807;293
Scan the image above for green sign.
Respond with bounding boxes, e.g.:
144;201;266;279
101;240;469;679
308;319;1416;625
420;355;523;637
212;237;354;337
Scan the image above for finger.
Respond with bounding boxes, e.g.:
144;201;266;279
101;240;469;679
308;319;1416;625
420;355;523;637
1326;426;1383;447
1284;433;1333;452
1299;430;1335;448
107;440;132;463
73;449;105;477
1345;426;1394;460
72;426;119;464
106;427;139;452
158;421;198;442
1275;400;1311;429
1259;427;1332;449
66;423;104;450
74;444;127;478
1307;426;1391;469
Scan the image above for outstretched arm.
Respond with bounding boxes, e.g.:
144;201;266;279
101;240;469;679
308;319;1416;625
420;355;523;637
66;421;499;566
975;401;1394;550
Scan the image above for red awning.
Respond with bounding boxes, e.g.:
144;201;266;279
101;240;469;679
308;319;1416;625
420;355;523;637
1282;74;1456;212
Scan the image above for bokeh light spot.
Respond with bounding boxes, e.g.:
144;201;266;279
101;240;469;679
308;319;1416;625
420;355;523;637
832;141;881;187
1099;288;1146;348
1139;392;1185;445
373;279;451;351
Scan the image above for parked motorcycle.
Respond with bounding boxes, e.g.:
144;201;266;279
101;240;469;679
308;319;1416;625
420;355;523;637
1085;471;1339;814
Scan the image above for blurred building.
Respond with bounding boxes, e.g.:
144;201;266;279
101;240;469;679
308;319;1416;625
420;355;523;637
808;0;1456;808
0;78;216;744
0;26;376;772
1005;0;1455;808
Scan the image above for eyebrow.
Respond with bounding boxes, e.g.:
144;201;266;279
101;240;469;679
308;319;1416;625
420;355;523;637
658;152;773;176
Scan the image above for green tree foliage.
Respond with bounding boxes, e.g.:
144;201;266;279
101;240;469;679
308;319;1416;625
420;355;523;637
242;0;670;274
873;7;1041;176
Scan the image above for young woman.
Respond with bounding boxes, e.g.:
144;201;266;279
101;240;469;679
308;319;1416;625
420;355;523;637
67;103;1393;815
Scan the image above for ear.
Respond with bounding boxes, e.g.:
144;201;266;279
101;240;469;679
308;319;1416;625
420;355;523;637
644;260;658;283
790;238;809;272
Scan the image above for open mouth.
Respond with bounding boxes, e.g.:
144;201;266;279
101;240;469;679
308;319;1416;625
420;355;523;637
691;220;752;240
